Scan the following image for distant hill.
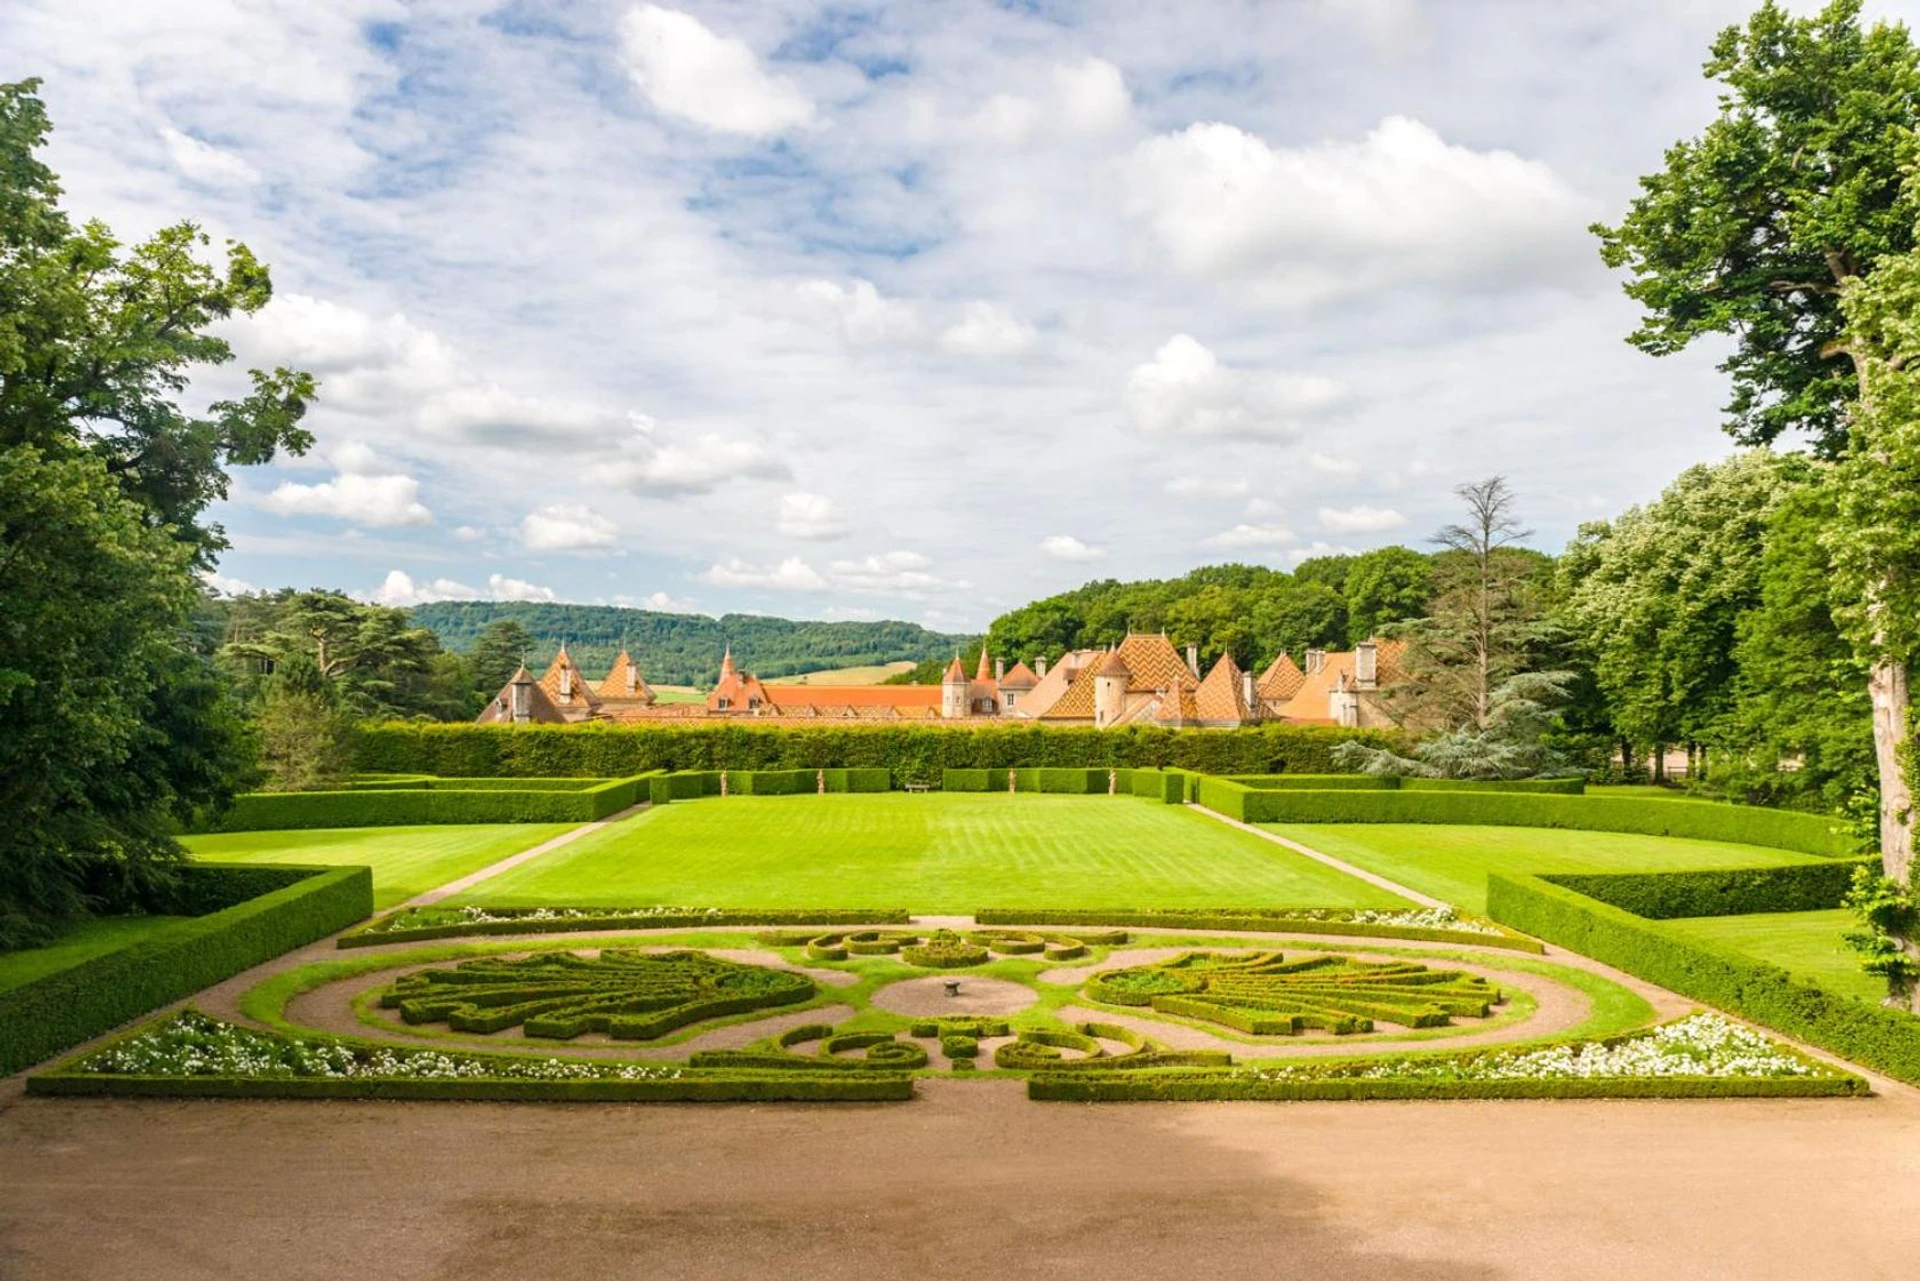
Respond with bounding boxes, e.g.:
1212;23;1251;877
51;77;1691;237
407;601;973;687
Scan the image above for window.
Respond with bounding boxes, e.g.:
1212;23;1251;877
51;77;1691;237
717;697;731;710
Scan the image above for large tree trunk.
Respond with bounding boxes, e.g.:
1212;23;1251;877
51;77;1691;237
1869;656;1914;884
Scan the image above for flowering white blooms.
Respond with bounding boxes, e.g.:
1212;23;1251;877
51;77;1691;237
1258;907;1502;935
1248;1014;1826;1083
368;905;728;935
84;1013;683;1082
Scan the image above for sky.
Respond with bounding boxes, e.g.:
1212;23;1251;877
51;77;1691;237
5;0;1911;632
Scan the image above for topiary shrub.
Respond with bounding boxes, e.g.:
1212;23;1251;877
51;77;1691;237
901;928;990;968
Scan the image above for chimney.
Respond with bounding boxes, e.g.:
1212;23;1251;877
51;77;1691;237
559;664;573;701
1186;644;1199;676
1036;655;1048;678
627;664;639;696
995;658;1005;682
1242;672;1257;717
1305;649;1325;675
510;676;532;724
1355;641;1378;689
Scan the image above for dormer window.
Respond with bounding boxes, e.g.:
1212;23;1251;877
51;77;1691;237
717;697;731;710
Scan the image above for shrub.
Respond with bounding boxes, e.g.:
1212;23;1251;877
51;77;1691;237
973;908;1545;953
908;1016;1012;1038
202;774;656;831
1126;768;1185;803
1;865;372;1075
942;768;992;792
939;1034;979;1059
730;768;813;796
900;929;990;968
1038;767;1106;794
1547;859;1878;919
1487;871;1920;1085
351;721;1403;781
342;906;908;948
1191;778;1858;856
1026;1073;1863;1102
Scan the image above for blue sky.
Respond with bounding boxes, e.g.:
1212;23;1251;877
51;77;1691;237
6;0;1908;629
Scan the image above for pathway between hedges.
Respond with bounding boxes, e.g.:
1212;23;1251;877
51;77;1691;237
1187;804;1449;910
400;803;651;908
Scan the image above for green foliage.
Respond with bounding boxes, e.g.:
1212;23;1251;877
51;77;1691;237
352;721;1399;782
900;928;991;968
0;446;255;945
1084;950;1498;1034
1192;779;1858;855
382;949;813;1040
1593;0;1920;453
343;906;908;948
1548;859;1877;919
1229;774;1584;794
1336;671;1580;780
204;774;654;831
1490;870;1920;1082
984;551;1438;672
254;656;354;792
216;589;454;720
406;600;967;687
1560;451;1816;767
0;865;370;1074
991;1022;1231;1072
942;768;992;792
1841;866;1920;1002
971;908;1545;952
469;619;536;696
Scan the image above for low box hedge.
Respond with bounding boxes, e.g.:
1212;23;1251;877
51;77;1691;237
1025;1072;1865;1102
1547;859;1878;920
204;773;657;831
338;906;912;948
824;767;890;793
341;777;603;792
942;768;993;792
27;1069;912;1102
1487;871;1920;1086
1192;778;1858;857
730;768;812;796
1223;775;1584;796
972;908;1545;953
1038;767;1106;794
0;864;373;1075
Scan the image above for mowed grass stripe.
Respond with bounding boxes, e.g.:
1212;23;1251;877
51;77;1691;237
1661;909;1883;1005
1267;823;1828;915
184;824;578;909
453;794;1411;912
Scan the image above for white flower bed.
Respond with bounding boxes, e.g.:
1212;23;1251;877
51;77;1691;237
83;1013;682;1082
1248;1014;1827;1083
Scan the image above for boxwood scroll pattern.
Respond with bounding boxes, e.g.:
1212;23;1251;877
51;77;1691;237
760;926;1128;965
381;950;813;1040
1085;951;1501;1035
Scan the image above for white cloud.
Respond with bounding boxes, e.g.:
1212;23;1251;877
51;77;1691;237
606;431;791;496
1202;523;1297;548
1309;453;1362;476
1319;504;1407;533
777;492;849;540
1288;541;1360;564
940;302;1039;356
521;504;619;551
1127;335;1343;438
1166;476;1251;500
619;4;813;136
1052;58;1132;135
369;570;478;606
488;573;561;603
640;590;701;613
1039;534;1105;562
453;525;486;542
158;125;261;188
821;604;882;622
784;279;921;343
702;556;830;591
829;550;968;596
198;569;259;597
1127;116;1589;300
265;443;433;527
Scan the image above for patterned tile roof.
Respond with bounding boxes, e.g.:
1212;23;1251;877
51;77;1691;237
476;666;569;725
1042;634;1195;721
539;647;601;712
1193;652;1254;723
1257;652;1306;702
596;650;656;703
999;660;1038;689
1270;639;1407;721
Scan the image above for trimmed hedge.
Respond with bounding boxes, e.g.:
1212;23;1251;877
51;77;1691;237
28;1071;915;1102
731;768;812;796
1547;859;1878;920
341;777;602;792
648;768;892;802
339;906;910;948
1123;768;1186;803
352;721;1403;782
1026;1072;1865;1102
974;908;1545;953
1038;767;1107;794
1487;871;1920;1086
1224;775;1585;795
1193;778;1859;857
0;865;373;1075
942;768;992;792
204;774;656;831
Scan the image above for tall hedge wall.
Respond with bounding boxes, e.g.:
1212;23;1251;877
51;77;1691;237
204;774;656;831
1487;871;1920;1086
0;864;373;1075
1547;859;1878;920
352;721;1398;782
1222;774;1585;794
1192;779;1858;857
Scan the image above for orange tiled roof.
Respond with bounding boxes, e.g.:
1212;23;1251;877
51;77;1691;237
1257;652;1306;702
539;647;601;711
1193;652;1254;723
1270;639;1407;721
1043;634;1194;721
999;660;1038;689
476;666;569;725
764;685;942;711
597;650;656;703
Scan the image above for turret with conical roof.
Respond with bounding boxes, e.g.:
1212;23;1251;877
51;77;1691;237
1094;644;1131;728
941;652;968;719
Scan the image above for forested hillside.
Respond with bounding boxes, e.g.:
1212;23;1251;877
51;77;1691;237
407;602;969;685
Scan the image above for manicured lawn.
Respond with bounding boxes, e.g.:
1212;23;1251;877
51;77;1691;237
454;794;1410;912
1268;824;1825;914
0;916;197;995
1661;909;1884;1005
185;824;576;909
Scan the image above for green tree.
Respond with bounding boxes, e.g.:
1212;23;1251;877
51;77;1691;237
1593;1;1920;865
469;618;536;694
1389;477;1548;731
220;590;440;718
253;654;352;792
1340;546;1433;645
0;81;312;942
1561;451;1811;780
